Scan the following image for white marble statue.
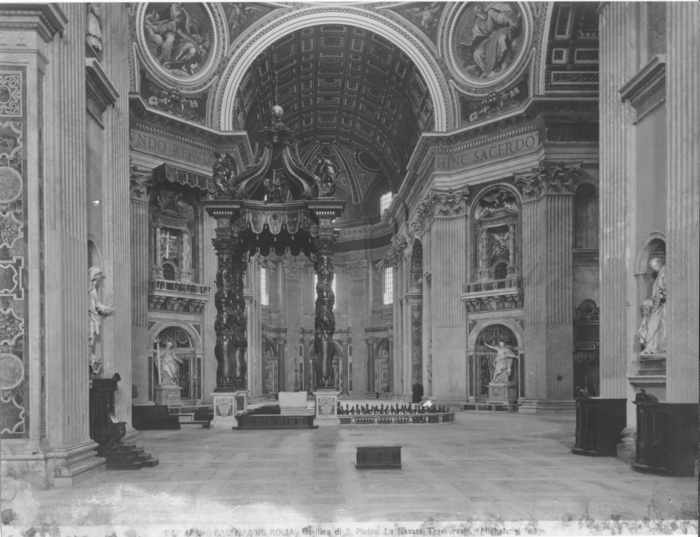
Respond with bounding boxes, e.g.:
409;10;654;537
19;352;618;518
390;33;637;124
484;341;516;383
638;257;667;355
157;341;183;386
86;3;103;51
88;266;114;376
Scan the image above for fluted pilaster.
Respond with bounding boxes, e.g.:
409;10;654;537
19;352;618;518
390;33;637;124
430;215;466;399
519;166;575;405
101;3;132;425
598;3;636;399
665;3;700;403
44;3;90;447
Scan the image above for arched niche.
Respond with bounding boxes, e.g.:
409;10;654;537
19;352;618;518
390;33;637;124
147;321;203;403
149;186;201;283
467;320;524;401
634;232;666;355
262;337;278;396
87;238;102;270
574;183;599;249
374;338;392;394
470;185;521;283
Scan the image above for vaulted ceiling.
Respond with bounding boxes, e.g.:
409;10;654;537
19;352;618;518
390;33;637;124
236;24;436;194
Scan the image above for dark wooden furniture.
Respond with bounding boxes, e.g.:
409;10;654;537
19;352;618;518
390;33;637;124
633;391;698;477
571;397;626;456
90;374;158;469
133;404;181;430
236;413;316;429
356;446;402;469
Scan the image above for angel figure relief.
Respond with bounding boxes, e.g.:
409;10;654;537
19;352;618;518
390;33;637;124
226;3;264;37
405;3;443;30
458;3;523;81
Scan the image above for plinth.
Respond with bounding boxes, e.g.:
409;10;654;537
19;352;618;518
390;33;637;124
155;385;183;406
314;390;340;426
487;382;517;404
211;392;247;429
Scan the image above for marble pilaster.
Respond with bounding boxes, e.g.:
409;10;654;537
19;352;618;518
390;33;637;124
429;190;467;401
665;3;700;403
517;165;576;412
598;2;637;402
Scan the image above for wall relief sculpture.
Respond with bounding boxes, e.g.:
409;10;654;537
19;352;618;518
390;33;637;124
448;2;531;90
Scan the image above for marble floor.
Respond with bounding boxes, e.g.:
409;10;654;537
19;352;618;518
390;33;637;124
6;410;698;535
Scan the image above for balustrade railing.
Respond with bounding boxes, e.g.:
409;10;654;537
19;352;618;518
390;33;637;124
462;278;522;295
149;279;210;295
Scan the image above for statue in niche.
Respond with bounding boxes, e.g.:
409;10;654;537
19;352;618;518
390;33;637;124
88;266;114;376
157;341;184;386
484;341;516;383
637;257;666;355
313;153;339;198
86;3;103;52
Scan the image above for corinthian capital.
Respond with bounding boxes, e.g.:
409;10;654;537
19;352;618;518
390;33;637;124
515;161;582;201
431;188;470;218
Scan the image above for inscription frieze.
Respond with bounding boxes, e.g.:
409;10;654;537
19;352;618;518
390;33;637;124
434;132;539;171
130;130;218;169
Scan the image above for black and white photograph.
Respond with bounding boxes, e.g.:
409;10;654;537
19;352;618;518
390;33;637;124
0;1;698;536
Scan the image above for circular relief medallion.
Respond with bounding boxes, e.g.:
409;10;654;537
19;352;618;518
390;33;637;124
0;352;24;390
448;2;531;90
0;167;22;204
139;3;220;84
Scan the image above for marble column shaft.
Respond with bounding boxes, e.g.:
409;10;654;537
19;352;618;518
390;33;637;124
130;196;149;404
202;213;217;402
521;194;574;401
665;3;700;403
598;3;636;399
421;230;431;394
366;338;375;392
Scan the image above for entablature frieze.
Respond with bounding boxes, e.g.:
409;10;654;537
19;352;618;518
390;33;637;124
388;98;598;224
461;278;523;313
148;279;210;314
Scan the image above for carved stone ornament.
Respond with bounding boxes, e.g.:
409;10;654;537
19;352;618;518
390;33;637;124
574;299;599;322
282;259;305;280
86;3;102;52
346;260;368;280
409;192;438;236
432;188;470;218
129;160;152;201
387;234;409;267
515;161;582;201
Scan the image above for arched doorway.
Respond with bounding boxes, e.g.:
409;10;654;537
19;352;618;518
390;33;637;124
149;325;200;404
471;323;522;401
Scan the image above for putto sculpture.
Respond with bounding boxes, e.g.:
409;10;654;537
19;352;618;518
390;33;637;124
88;266;114;377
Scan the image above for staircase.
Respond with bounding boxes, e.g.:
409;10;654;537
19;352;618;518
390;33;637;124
99;441;159;470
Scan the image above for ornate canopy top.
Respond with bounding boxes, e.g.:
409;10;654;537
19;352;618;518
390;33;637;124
211;105;333;202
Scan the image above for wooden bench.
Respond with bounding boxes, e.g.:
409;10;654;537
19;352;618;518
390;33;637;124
356;446;401;469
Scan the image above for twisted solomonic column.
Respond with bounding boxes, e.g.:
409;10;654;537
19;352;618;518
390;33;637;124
212;216;248;391
312;225;339;389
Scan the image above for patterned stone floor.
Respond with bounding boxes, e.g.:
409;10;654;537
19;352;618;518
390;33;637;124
10;410;699;532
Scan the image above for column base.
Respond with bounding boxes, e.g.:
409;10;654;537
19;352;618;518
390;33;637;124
53;441;106;487
519;399;576;414
314;390;340;427
211;392;247;429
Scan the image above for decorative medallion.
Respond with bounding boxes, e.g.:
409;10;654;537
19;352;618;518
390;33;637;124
447;2;532;91
0;352;23;390
136;3;225;88
0;166;22;204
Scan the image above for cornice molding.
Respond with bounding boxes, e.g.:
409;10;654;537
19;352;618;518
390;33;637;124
0;4;67;42
619;55;666;124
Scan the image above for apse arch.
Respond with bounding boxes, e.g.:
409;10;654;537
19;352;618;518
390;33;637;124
216;7;452;132
147;320;202;353
467;319;524;351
